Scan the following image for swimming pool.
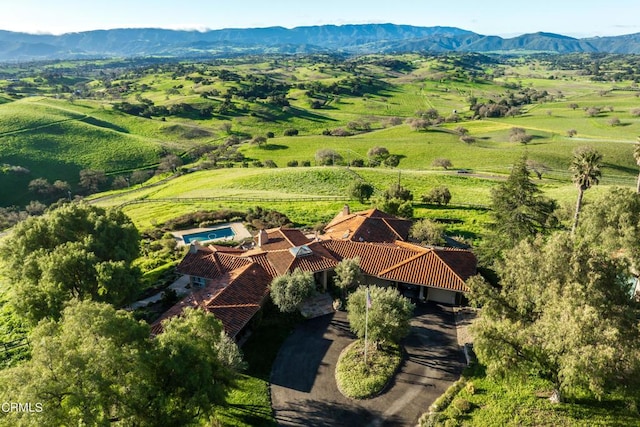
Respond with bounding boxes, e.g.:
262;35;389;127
182;226;235;244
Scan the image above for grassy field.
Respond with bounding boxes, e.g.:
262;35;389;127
428;366;640;426
1;54;639;210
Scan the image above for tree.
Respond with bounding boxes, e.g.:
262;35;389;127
607;117;621;126
349;181;374;203
367;146;390;163
0;301;244;426
575;187;640;271
568;103;579;110
421;186;451;206
0;300;151;426
486;156;557;253
509;127;533;144
383;155;400;167
79;169;107;194
469;234;640;402
157;154;183;174
333;257;363;300
384;183;413;201
570;146;602;234
410;219;445;245
634;139;640;194
566;129;577;138
270;268;316;313
251;135;267;147
525;159;550;180
111;175;129;189
130;169;153;185
315;148;342;166
347;286;414;345
454;126;469;136
153;307;244;424
0;203;140;323
432;158;453;170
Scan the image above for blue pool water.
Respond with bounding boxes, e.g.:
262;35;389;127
182;227;235;243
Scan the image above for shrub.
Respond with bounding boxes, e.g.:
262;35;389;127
266;131;275;138
270;269;315;313
383;155;400;167
283;128;299;136
422;186;452;206
350;159;365;167
264;160;277;168
315;149;343;166
301;160;311;167
286;160;299;167
410;219;446;245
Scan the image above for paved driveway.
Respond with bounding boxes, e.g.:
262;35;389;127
270;303;465;427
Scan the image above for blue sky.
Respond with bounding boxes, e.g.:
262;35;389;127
4;0;640;38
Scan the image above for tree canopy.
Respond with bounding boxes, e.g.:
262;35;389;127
269;268;316;313
347;286;414;345
0;202;141;323
333;257;363;299
484;155;556;256
0;301;244;426
469;233;640;401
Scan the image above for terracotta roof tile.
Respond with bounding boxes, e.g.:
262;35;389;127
379;250;472;292
321;239;421;276
323;208;411;243
254;227;311;250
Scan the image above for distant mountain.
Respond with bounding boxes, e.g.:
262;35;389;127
0;24;639;60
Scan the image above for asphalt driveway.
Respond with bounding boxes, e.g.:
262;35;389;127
270;303;465;427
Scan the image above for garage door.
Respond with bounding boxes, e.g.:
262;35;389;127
427;287;456;305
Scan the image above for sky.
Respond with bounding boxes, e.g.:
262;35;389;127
3;0;640;38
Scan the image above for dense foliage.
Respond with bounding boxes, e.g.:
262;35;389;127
0;301;244;426
269;268;316;313
0;202;140;324
469;233;640;401
347;286;414;345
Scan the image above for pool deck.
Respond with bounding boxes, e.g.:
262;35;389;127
171;222;252;246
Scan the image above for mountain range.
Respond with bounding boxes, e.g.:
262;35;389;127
1;24;640;61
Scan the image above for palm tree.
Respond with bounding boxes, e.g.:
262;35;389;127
570;146;602;234
634;139;640;194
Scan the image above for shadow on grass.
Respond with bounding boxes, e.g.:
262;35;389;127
259;144;288;151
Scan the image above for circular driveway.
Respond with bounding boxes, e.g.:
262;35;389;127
270;303;465;426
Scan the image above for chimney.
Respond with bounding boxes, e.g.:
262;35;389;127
258;229;269;247
342;204;350;216
189;242;199;254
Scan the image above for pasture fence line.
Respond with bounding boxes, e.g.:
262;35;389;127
119;196;352;207
118;196;489;210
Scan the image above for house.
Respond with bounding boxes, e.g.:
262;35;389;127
152;208;477;339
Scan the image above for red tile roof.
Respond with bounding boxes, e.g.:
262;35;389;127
321;239;421;276
176;245;252;279
321;239;475;293
323;208;412;243
205;263;271;337
254;227;311;250
151;262;271;338
266;241;338;276
155;208;477;339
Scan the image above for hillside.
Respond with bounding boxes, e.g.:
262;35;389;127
2;25;640;60
1;52;639;218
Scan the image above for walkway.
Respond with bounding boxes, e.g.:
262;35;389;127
127;274;191;309
270;303;464;427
